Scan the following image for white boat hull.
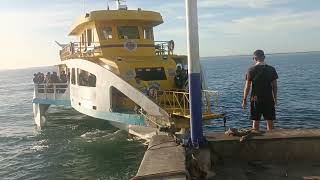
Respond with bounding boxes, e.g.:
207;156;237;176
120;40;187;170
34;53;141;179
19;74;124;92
32;58;170;131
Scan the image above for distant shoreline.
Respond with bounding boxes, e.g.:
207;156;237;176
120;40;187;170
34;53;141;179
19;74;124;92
203;50;320;59
1;51;319;71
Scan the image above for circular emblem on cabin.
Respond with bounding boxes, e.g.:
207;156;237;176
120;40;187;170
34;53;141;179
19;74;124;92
124;40;138;52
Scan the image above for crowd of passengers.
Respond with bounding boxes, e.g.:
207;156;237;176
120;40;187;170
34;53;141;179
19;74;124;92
78;71;96;87
33;71;68;84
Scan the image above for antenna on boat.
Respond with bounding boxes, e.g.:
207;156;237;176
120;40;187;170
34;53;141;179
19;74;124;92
83;0;86;13
111;0;127;10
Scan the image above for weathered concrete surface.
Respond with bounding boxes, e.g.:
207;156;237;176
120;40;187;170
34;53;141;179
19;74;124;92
206;129;320;161
210;160;320;180
134;135;187;180
206;129;320;180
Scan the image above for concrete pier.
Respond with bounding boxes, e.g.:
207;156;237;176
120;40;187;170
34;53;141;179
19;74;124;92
206;129;320;161
134;135;187;180
206;129;320;180
134;129;320;180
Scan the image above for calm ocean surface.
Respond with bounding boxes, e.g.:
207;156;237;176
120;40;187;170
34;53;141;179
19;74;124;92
0;52;319;179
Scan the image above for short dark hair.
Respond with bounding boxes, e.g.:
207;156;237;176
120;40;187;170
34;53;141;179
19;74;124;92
253;49;265;61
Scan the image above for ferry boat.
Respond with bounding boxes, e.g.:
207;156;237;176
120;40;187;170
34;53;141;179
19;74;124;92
32;1;224;134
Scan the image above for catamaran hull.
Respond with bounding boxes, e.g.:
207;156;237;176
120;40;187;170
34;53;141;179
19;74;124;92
33;58;169;131
33;103;50;127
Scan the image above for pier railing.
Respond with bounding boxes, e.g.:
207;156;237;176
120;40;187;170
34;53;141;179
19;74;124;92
34;83;70;100
154;90;223;119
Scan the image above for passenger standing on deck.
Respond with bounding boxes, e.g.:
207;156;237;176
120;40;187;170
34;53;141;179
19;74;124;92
88;73;96;87
242;50;278;131
44;72;51;83
174;65;184;89
38;73;45;84
33;74;38;83
60;71;68;83
51;72;60;83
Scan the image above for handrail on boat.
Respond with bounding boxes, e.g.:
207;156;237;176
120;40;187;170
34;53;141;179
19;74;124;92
59;40;174;60
34;83;69;94
154;89;221;118
60;42;102;60
154;41;174;56
34;83;70;101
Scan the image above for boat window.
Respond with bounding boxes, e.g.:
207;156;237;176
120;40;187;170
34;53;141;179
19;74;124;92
144;27;154;40
135;67;167;81
71;68;76;85
77;69;96;87
102;27;113;39
87;29;93;46
118;26;140;39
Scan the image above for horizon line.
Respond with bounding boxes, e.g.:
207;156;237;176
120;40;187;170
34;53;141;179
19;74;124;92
202;50;320;58
1;50;319;71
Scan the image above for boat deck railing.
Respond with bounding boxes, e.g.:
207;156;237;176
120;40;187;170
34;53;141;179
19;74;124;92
34;83;70;101
154;41;174;56
60;42;102;60
154;90;224;120
60;41;174;60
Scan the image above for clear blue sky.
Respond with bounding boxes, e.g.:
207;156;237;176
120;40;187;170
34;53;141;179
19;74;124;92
1;0;319;69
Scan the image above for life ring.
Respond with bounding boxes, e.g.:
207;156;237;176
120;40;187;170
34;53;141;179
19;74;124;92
148;88;158;98
168;40;175;51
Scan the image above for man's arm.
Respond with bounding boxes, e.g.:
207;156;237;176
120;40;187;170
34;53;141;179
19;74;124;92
271;79;278;105
242;80;251;109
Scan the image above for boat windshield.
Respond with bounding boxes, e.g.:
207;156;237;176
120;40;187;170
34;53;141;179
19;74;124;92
135;67;167;81
118;26;140;39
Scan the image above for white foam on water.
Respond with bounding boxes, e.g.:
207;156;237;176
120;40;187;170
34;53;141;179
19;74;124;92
30;139;49;152
80;129;123;142
31;145;49;152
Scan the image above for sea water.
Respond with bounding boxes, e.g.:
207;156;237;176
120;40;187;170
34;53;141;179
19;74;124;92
0;52;319;179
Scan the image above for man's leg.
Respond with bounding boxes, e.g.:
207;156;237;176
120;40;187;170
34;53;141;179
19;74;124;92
266;120;274;131
251;101;261;131
264;102;275;131
252;120;260;131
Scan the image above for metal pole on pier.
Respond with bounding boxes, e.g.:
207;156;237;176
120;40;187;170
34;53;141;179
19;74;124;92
185;0;203;147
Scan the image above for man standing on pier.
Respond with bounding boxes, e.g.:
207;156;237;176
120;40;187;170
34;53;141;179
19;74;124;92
242;50;278;131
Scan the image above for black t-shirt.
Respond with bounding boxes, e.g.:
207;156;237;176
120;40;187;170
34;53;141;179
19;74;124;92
246;64;278;102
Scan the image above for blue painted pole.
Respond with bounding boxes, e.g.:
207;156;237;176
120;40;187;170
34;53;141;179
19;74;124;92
185;0;203;147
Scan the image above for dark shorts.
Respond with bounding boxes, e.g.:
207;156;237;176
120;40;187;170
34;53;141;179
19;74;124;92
250;100;276;121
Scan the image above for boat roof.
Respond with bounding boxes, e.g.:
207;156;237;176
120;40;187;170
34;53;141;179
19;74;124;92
69;10;163;36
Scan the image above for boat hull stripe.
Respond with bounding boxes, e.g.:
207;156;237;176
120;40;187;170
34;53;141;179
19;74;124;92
189;73;203;144
73;103;145;126
33;98;71;106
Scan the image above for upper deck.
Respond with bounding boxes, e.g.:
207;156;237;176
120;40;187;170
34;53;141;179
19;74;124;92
60;9;173;61
69;10;163;36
